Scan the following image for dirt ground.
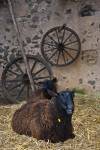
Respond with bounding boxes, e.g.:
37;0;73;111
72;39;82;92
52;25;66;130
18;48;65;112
0;94;100;150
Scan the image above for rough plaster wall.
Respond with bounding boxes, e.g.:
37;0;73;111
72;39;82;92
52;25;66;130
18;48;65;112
0;0;100;96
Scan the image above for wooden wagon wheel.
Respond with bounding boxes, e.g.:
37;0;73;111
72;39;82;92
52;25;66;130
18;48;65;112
1;55;53;103
41;25;81;66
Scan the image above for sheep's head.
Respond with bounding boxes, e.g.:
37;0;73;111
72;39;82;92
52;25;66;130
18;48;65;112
39;77;58;99
57;90;74;115
48;89;75;115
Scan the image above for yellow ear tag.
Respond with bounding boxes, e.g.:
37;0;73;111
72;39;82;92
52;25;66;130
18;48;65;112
58;118;61;123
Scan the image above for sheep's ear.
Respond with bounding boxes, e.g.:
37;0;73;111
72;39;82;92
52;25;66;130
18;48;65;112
70;89;75;98
52;77;57;83
71;88;75;93
47;89;57;97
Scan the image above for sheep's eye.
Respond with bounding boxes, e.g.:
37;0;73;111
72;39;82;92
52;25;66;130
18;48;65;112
57;118;61;123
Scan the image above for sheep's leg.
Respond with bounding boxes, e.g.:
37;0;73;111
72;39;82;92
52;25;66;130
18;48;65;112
30;120;50;141
30;119;45;140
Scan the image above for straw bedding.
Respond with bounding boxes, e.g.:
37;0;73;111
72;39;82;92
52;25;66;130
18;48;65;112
0;95;100;150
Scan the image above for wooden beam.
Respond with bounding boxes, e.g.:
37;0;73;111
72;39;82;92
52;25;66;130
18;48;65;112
7;0;36;92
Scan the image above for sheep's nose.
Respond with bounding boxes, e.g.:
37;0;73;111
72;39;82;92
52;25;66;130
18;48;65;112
66;109;73;115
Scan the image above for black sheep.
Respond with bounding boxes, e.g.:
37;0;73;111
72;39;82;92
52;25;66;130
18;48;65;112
12;90;75;143
28;77;57;102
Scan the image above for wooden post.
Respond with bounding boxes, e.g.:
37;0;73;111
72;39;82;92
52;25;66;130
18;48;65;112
7;0;36;92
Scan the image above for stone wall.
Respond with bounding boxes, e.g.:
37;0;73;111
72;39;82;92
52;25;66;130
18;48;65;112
0;0;100;96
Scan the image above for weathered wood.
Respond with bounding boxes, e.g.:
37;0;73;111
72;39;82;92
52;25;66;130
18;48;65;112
7;0;36;92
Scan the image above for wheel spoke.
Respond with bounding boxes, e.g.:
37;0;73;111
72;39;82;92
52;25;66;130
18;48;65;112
6;79;22;83
55;29;60;43
33;76;50;80
8;69;21;76
33;67;46;76
16;84;25;100
64;49;74;60
8;82;22;91
45;47;57;52
48;49;58;60
47;35;58;45
61;28;66;43
62;51;67;64
44;42;57;47
64;40;78;46
15;62;24;74
57;51;61;64
27;84;30;99
31;60;37;73
63;33;73;44
64;46;78;51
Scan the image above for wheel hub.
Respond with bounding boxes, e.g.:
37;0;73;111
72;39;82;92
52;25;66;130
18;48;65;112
57;43;64;51
22;73;30;85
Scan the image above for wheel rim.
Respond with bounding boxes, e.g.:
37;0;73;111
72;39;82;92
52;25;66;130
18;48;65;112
41;26;81;66
1;55;53;102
